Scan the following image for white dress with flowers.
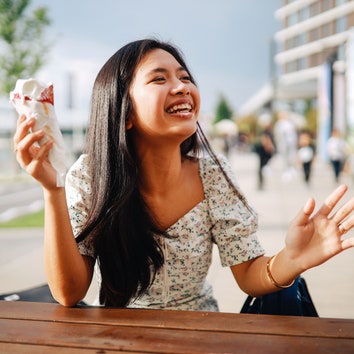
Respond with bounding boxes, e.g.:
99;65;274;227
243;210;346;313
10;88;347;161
66;154;265;311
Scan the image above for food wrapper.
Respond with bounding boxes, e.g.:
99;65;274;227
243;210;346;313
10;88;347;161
10;78;66;186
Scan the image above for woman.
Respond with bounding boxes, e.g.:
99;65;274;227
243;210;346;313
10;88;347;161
327;129;349;183
254;130;274;190
13;39;354;310
297;130;315;186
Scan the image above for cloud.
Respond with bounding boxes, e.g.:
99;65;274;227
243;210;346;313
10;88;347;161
30;0;279;114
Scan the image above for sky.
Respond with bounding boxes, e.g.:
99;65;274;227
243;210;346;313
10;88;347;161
28;0;280;122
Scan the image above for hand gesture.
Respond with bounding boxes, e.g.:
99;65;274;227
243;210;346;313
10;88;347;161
13;115;59;190
285;184;354;271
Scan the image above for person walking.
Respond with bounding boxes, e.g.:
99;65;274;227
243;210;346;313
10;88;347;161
327;129;349;183
274;111;298;181
297;130;315;186
13;38;354;310
254;130;275;190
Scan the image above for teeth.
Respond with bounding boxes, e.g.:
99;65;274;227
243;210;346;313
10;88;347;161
167;103;192;113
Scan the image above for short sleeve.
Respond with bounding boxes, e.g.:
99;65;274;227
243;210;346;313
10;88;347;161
201;155;265;267
65;154;95;258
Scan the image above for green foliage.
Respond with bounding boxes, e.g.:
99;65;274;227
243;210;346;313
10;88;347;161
0;0;51;96
303;99;318;136
0;209;44;227
236;114;258;140
213;94;233;124
305;107;317;135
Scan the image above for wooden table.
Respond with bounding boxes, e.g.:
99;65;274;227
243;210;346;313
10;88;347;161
0;301;353;353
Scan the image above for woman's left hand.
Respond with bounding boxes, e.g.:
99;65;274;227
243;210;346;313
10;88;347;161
285;184;354;271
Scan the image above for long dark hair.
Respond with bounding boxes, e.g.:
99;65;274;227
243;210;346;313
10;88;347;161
76;38;249;307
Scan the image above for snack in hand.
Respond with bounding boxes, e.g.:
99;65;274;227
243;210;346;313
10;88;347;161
10;78;66;186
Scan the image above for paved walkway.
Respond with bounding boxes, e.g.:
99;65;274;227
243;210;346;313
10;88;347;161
209;150;354;318
0;151;354;318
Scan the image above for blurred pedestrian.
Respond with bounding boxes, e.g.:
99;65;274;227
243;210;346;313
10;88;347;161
254;130;274;190
274;111;298;181
297;131;315;186
326;130;349;183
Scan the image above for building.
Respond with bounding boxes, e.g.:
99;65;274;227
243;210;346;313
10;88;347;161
238;0;354;155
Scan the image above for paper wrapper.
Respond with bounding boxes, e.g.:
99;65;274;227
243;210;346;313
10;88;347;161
10;78;66;187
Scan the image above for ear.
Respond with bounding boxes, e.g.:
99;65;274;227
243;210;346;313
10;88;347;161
126;102;134;130
126;113;134;130
126;119;133;130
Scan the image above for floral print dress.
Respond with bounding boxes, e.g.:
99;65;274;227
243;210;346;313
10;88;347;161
66;154;265;311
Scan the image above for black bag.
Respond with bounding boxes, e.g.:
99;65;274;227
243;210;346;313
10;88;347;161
0;284;57;303
0;284;88;306
240;276;318;317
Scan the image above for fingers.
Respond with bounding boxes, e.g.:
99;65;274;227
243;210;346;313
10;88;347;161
303;197;315;216
13;115;50;168
16;129;44;160
333;196;354;223
291;197;315;227
13;115;34;149
317;184;348;218
292;184;352;234
16;114;27;127
333;197;354;240
342;237;354;251
35;139;53;161
320;185;354;235
315;184;354;247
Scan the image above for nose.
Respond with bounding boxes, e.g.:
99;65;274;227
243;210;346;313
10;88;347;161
171;80;190;96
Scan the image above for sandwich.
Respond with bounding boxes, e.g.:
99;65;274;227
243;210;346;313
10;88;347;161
10;78;66;187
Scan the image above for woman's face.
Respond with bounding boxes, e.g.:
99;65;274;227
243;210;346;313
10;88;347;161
128;49;200;148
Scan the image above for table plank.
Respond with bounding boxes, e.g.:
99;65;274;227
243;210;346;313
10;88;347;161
0;343;145;354
1;301;353;339
1;318;354;354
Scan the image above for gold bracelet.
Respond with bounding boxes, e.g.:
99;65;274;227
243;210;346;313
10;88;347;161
266;255;295;289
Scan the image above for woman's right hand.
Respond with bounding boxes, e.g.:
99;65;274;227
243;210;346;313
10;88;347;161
13;115;59;190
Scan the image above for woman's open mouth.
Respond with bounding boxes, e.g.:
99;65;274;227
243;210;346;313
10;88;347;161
166;103;193;114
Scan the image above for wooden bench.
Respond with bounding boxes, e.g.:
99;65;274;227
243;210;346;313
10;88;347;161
1;301;353;353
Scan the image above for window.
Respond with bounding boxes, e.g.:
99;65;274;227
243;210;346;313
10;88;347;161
322;0;334;11
310;2;320;17
322;22;334;38
337;44;345;61
309;27;321;41
288;12;298;26
336;17;347;33
298;57;308;70
300;6;310;21
335;0;346;6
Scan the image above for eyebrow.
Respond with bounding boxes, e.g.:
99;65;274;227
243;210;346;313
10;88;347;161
146;66;187;76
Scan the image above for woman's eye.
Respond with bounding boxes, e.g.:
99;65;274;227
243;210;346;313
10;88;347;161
181;75;191;82
152;77;165;83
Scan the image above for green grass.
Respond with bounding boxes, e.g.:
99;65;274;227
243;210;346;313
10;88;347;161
0;209;44;228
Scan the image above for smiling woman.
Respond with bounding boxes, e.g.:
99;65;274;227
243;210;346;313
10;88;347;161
128;48;200;146
12;38;354;311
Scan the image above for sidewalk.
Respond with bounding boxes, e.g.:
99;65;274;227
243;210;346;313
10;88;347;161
208;150;354;318
0;151;353;318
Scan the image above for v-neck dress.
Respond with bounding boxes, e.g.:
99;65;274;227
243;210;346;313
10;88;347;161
66;154;265;311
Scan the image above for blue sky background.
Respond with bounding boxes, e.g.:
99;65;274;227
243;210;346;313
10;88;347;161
30;0;280;118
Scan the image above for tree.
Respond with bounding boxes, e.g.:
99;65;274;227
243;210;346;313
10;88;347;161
0;0;51;97
213;94;233;124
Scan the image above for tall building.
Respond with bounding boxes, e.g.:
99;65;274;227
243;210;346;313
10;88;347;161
239;0;354;156
276;0;354;77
